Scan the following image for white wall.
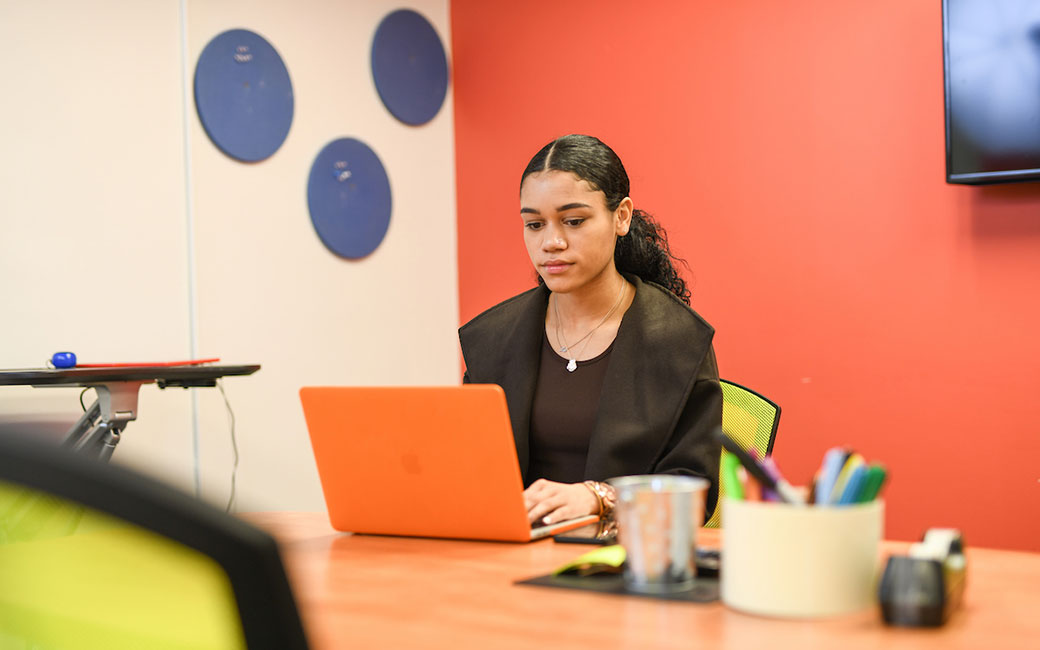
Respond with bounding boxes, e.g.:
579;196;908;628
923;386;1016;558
0;0;459;513
0;0;196;482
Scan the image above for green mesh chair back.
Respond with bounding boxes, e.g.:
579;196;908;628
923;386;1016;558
0;433;309;650
704;379;781;528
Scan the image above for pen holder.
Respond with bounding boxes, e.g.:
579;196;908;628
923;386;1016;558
721;499;884;618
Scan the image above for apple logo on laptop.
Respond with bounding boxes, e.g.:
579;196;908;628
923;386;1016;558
400;452;422;475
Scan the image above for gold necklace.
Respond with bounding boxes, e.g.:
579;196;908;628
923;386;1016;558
553;280;627;373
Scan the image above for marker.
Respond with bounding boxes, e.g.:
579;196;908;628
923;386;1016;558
759;456;785;502
743;467;763;502
829;453;865;505
837;464;868;505
815;447;850;505
746;448;777;501
715;429;805;505
856;464;888;503
721;452;745;501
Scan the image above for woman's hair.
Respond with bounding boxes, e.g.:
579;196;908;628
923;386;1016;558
521;134;691;304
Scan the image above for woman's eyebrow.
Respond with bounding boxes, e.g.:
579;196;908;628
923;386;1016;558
520;202;591;215
558;202;591;211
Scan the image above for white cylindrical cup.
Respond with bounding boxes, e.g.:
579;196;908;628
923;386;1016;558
608;475;709;594
722;499;884;617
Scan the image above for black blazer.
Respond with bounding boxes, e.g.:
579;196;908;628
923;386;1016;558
459;276;722;512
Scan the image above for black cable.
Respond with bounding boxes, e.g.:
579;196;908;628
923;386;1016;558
216;379;238;512
79;387;91;412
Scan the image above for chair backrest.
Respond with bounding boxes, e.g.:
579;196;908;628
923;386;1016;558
0;432;310;650
704;379;781;528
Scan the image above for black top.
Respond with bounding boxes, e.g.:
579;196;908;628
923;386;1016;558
459;274;722;518
528;333;614;485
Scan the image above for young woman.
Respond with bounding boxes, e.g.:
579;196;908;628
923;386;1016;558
459;134;721;526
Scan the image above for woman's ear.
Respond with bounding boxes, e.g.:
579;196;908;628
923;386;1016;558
615;197;634;236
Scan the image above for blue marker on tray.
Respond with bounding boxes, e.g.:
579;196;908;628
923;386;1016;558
50;352;77;368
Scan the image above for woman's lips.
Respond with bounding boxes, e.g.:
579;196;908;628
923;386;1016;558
542;261;571;274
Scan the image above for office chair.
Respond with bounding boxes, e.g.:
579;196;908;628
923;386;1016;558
0;433;309;650
704;379;781;528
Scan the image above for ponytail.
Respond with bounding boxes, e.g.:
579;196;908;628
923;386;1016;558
616;209;691;305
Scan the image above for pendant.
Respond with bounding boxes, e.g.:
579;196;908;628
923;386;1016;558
559;346;569;353
567;358;577;372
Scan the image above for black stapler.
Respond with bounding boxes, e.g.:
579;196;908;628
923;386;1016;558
878;528;966;627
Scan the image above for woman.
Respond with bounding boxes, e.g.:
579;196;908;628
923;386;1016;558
459;134;721;526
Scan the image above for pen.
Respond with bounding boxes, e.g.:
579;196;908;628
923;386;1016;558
715;429;805;505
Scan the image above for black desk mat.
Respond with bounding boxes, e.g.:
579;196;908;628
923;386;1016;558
515;573;719;603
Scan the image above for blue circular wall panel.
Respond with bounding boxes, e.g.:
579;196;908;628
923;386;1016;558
307;138;392;259
194;29;294;162
371;10;449;126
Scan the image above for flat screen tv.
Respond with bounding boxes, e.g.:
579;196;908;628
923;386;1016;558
943;0;1040;184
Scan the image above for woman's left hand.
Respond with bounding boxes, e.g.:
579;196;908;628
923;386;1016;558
523;479;598;525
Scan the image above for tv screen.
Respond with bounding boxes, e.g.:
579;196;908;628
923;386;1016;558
943;0;1040;184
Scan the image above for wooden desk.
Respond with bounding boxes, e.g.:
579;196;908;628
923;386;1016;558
246;512;1040;650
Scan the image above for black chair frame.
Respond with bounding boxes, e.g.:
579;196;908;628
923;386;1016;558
0;433;310;650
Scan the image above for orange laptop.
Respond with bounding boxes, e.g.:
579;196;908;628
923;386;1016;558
299;385;598;542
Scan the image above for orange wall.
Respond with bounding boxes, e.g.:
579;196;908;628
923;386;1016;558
452;0;1040;551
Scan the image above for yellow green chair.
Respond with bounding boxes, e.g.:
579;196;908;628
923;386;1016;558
0;432;310;650
704;379;781;528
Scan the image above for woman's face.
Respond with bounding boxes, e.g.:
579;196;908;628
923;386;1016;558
520;170;632;295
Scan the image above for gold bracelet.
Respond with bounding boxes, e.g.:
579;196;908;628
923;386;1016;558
582;480;603;516
583;481;617;519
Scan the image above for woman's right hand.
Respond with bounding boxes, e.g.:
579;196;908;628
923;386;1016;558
522;478;599;525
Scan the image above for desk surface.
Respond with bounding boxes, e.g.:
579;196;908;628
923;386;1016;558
246;512;1040;650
